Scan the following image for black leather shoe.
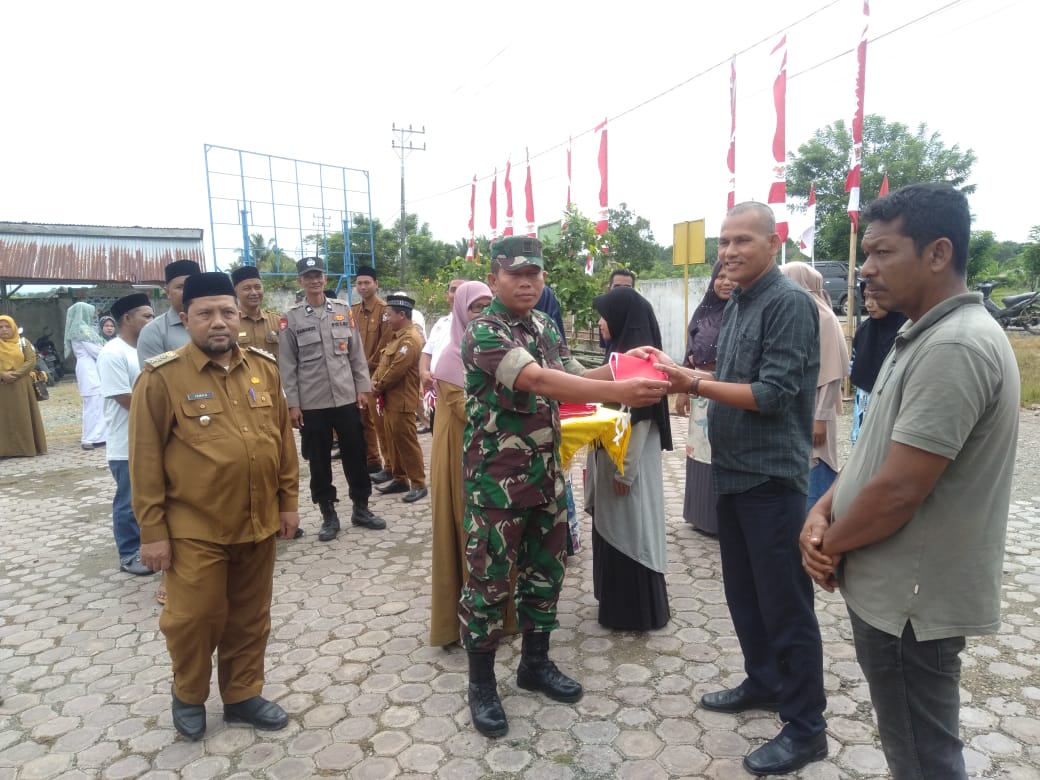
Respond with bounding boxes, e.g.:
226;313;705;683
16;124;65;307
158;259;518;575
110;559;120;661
223;696;289;731
376;480;409;495
370;469;394;484
351;503;387;530
402;487;428;503
701;685;780;713
172;691;206;740
292;527;304;539
743;731;828;776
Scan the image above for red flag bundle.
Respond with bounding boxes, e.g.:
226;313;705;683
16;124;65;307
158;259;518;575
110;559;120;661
595;119;608;235
524;152;535;238
490;168;498;239
767;35;788;243
879;173;889;197
503;160;514;237
465;174;476;261
727;55;737;211
846;1;870;232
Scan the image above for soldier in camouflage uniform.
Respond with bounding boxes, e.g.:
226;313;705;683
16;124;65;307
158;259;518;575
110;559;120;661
459;235;671;738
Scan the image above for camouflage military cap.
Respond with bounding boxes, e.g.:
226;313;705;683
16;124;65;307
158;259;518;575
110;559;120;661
490;236;545;270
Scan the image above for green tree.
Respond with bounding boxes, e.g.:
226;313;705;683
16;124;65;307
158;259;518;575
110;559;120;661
541;207;612;331
607;203;663;277
787;114;976;263
1023;225;1040;290
968;230;997;285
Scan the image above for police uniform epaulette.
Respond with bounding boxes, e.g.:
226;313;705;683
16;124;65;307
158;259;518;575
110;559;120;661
247;346;277;362
143;351;179;370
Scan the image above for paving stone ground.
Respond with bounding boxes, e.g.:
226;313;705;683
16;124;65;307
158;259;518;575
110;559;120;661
1;381;1038;779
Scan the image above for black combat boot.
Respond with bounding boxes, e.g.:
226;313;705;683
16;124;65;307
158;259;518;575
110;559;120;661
516;631;583;702
317;500;340;542
351;499;387;530
467;651;507;737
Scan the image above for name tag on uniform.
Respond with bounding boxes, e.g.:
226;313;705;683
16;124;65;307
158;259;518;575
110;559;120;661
187;392;214;401
296;325;317;334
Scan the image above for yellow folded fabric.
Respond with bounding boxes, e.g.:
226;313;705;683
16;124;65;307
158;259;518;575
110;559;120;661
559;405;631;475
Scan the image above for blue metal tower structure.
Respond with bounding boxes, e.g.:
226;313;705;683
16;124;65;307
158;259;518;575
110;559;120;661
203;144;376;299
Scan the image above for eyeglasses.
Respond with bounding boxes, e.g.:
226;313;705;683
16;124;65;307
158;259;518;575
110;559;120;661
468;301;489;313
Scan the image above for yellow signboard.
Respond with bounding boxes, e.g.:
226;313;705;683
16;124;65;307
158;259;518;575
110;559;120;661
672;219;706;266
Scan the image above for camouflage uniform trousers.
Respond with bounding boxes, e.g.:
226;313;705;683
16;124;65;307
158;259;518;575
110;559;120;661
459;497;568;653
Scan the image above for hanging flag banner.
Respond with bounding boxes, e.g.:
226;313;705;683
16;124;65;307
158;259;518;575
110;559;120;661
490;168;498;239
524;150;536;238
799;183;817;259
879;173;889;197
846;0;870;232
595;119;609;236
465;174;476;261
727;55;737;211
767;34;789;243
503;160;514;237
563;137;572;229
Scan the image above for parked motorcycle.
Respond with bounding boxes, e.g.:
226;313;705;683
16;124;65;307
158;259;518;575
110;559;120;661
978;282;1040;331
33;329;65;384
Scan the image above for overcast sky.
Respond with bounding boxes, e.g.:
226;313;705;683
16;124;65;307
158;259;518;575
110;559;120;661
2;0;1034;271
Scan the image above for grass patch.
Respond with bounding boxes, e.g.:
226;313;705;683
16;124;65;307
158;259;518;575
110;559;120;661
1009;334;1040;407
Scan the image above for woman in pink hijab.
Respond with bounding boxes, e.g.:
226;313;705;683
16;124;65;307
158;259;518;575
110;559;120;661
427;280;509;647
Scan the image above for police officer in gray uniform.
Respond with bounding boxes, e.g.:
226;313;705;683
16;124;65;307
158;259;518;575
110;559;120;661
279;257;386;541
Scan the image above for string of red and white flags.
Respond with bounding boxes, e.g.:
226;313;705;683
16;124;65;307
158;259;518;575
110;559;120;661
463;0;886;270
464;122;609;275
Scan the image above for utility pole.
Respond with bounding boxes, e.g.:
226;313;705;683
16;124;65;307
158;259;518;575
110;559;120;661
391;123;426;288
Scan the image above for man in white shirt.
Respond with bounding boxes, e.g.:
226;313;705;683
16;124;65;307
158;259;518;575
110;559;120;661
97;293;155;574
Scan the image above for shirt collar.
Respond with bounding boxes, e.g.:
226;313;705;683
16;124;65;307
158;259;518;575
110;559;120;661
731;264;782;303
896;292;983;345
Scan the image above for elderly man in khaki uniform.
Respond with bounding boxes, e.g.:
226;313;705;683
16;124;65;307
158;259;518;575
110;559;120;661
231;265;282;359
372;292;428;503
279;257;387;541
131;272;300;741
349;265;394;482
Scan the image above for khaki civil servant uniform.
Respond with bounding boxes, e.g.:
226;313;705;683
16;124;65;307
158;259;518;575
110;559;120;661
130;341;299;706
351;295;393;469
372;325;426;489
237;309;282;359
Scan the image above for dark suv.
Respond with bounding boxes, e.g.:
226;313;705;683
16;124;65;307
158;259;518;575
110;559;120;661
811;260;863;315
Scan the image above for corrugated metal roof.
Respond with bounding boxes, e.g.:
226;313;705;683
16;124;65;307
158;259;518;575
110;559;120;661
0;223;205;285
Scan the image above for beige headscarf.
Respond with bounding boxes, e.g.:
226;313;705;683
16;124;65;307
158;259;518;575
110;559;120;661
780;262;849;407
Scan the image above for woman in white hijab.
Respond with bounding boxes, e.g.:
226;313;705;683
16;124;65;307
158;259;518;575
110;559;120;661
779;262;849;512
64;302;108;449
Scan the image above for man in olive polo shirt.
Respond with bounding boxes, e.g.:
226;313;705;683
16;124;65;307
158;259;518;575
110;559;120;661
801;184;1020;779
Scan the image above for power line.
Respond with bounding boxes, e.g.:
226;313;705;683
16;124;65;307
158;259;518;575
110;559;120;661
409;0;975;208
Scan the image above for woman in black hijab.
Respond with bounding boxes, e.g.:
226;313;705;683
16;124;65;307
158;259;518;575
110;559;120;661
850;291;906;443
679;261;734;535
586;286;672;631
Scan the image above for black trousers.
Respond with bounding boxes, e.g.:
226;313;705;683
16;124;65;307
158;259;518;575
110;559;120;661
716;479;826;739
301;404;371;505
